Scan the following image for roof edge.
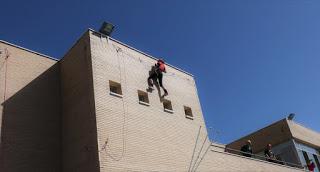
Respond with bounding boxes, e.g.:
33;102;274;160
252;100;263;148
59;29;91;61
287;119;320;148
288;120;320;135
226;118;288;145
88;28;194;77
0;40;58;61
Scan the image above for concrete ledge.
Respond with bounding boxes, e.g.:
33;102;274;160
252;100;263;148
109;92;123;98
139;101;150;106
164;108;174;114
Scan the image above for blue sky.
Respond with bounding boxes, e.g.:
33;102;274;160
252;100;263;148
1;0;319;144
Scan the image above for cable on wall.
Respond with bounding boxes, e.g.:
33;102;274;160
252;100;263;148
190;128;211;172
188;126;202;172
0;48;10;147
100;42;127;162
1;48;9;109
192;142;211;172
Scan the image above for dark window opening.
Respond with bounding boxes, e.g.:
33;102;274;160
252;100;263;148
138;90;149;105
184;106;193;120
163;99;173;113
109;80;122;96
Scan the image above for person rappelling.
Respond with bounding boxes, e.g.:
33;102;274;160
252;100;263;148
147;59;168;96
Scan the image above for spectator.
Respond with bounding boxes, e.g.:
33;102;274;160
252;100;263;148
306;160;315;172
240;140;253;157
264;144;276;163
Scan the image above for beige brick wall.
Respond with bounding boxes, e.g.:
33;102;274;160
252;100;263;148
0;41;61;171
60;32;100;172
89;31;208;171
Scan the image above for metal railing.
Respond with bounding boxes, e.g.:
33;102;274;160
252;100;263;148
210;143;306;170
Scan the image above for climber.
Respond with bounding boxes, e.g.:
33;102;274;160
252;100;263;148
148;59;168;96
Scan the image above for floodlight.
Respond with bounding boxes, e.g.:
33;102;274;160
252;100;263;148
288;113;295;120
99;22;115;36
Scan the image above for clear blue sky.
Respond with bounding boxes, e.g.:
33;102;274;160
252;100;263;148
1;0;319;144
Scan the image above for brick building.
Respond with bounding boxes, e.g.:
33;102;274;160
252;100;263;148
227;118;320;172
0;28;308;171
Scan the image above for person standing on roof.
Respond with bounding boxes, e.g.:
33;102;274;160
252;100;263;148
306;160;316;172
264;143;276;163
148;59;168;96
240;140;253;157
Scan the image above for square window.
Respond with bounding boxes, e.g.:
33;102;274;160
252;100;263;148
109;80;122;97
163;99;173;113
138;90;149;106
184;106;193;120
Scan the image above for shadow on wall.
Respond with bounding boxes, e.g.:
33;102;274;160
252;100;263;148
0;63;61;172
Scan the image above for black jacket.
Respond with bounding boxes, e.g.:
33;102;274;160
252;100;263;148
241;144;252;157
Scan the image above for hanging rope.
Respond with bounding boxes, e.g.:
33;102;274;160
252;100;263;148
192;142;211;172
190;133;209;171
1;48;9;110
0;48;9;149
100;41;127;161
188;126;202;172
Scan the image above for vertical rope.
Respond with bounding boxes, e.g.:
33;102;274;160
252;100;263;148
193;143;211;172
0;48;9;151
2;49;9;112
188;126;202;172
101;43;126;161
190;134;208;172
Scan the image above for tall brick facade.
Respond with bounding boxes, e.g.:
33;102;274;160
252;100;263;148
0;30;307;172
60;32;100;172
90;30;207;171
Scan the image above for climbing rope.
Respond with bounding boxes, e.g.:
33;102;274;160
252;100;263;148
190;132;209;172
100;40;127;162
1;48;9;109
192;142;211;172
188;126;202;172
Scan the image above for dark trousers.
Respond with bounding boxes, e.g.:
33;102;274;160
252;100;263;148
148;70;168;95
148;71;163;87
